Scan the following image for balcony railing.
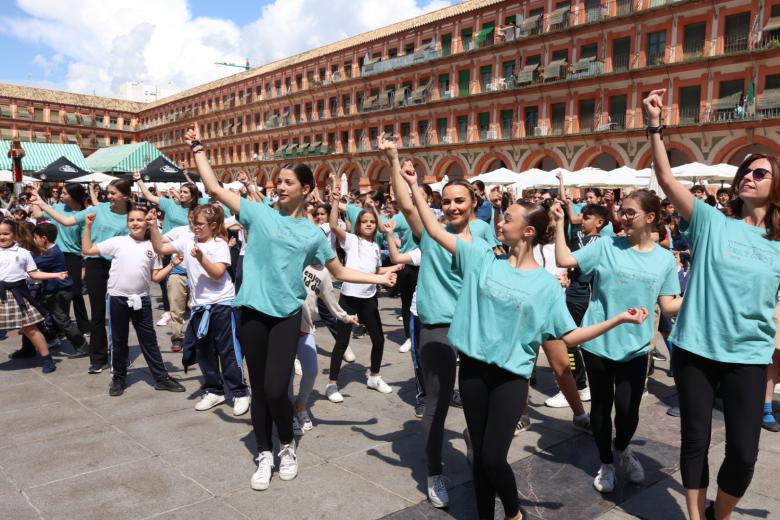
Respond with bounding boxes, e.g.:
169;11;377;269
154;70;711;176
647;51;665;66
361;45;440;76
569;58;604;79
606;114;626;130
612;54;630;72
723;32;749;54
578;117;595;132
682;40;705;60
616;0;633;16
551;121;566;135
679;105;701;124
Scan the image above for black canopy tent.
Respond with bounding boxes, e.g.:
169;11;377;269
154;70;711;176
120;156;188;183
32;156;90;181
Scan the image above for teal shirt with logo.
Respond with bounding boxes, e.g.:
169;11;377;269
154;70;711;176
447;238;576;378
158;197;189;234
236;198;335;317
73;203;129;259
670;199;780;364
46;203;83;254
416;218;498;325
573;236;680;361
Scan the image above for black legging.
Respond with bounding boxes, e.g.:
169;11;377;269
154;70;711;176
397;265;418;339
419;323;456;476
672;346;766;498
582;350;647;464
460;353;526;520
329;294;384;381
566;299;589;390
238;306;301;453
84;257;111;365
63;252;90;333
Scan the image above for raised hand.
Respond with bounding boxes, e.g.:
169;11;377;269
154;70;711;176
184;123;202;146
399;162;418;186
330;186;341;204
381;220;396;234
85;213;97;226
378;132;398;159
549;200;565;224
643;89;666;125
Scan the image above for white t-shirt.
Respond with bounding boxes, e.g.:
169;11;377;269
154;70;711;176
164;225;193;243
97;236;162;297
407;248;422;316
533;243;566;277
0;244;37;282
225;216;247;256
339;233;381;298
319;220;345;252
170;236;235;306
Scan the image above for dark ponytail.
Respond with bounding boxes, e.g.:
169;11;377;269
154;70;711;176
109;179;133;212
517;202;552;246
623;189;664;235
64;183;87;210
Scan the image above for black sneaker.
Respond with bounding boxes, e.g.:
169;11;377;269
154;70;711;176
68;345;90;359
88;363;109;374
450;389;463;408
414;402;425;418
109;377;125;396
41;356;56;374
651;350;667;362
9;347;37;359
666;406;681;417
155;377;185;392
705;501;716;520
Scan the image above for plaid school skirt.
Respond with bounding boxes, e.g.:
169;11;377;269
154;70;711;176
0;289;45;330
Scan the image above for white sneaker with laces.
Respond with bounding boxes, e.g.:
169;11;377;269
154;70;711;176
195;392;225;411
294;358;302;376
156;311;171;327
343;346;356;363
251;451;273;490
367;374;393;394
579;386;591;402
593;463;616;493
427;475;449;508
544;390;569;408
233;395;250;416
325;383;344;403
618;447;645;483
398;338;412;353
292;416;303;436
297;411;313;431
278;445;298;481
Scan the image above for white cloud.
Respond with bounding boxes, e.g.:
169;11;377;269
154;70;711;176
2;0;454;97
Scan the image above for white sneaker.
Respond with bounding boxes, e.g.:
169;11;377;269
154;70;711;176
343;346;356;363
195;392;225;411
325;383;344;403
367;374;393;394
427;475;449;508
544;390;570;408
250;451;273;491
297;411;313;432
156;312;171;327
233;395;250;416
398;338;412;353
775;383;780;394
579;386;591;402
294;358;302;376
292;416;303;436
277;445;298;481
593;463;616;493
618;447;645;484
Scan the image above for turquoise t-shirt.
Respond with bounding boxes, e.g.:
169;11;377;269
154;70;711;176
416;218;498;325
573;236;680;361
236;198;335;317
198;196;233;217
46;203;83;254
158;197;189;234
670;199;780;364
391;212;416;253
448;238;576;378
73;203;129;259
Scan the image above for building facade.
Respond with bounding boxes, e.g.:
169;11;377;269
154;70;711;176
2;0;780;188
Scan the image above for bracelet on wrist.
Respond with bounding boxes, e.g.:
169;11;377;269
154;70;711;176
645;124;665;138
189;140;204;153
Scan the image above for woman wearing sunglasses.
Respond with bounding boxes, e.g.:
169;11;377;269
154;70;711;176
644;89;780;520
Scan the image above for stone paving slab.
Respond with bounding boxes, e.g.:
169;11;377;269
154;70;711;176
0;289;778;519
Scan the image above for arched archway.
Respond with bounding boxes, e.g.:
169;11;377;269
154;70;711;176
712;135;780;165
314;164;333;187
636;142;697;169
473;151;513;175
338;163;363;191
725;144;779;166
520;149;566;171
590;153;619;170
573;145;626;170
432;156;469;180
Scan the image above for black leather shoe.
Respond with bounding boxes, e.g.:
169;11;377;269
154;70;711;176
68;346;90;359
155;377;185;392
109;377;125;396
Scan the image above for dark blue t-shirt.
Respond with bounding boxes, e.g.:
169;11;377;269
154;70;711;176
33;245;72;293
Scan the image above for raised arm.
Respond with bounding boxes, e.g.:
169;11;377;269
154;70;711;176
379;133;423;238
550;201;578;268
644;89;694;221
184;123;242;215
33;192;78;226
562;307;649;348
133;172;161;204
382;221;414;265
81;214;100;256
148;216;178;256
89;183;100;207
328;189;348;245
400;166;457;255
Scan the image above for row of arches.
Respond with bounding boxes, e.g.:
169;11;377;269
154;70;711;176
216;137;780;186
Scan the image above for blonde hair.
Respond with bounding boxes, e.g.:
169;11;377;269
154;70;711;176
191;204;227;240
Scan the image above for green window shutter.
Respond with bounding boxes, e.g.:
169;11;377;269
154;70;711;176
505;15;517;25
437;118;448;140
477;22;495;44
458;69;470;97
478;112;490;129
442;34;452;57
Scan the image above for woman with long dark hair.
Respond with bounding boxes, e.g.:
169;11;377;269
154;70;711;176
645;89;780;520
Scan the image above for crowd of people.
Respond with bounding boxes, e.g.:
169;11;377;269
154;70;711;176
1;91;778;520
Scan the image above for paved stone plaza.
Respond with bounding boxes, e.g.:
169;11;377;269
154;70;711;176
0;288;778;520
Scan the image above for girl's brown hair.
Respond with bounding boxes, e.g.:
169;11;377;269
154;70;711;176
16;221;40;253
180;182;202;210
128;207;152;240
442;179;478;214
354;209;378;244
622;189;665;235
729;153;780;241
191;204;227;240
109;179;133;212
517;202;552;246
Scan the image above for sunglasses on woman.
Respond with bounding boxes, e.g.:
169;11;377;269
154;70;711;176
738;167;772;181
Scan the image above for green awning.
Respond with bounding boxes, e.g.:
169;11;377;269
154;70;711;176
476;24;495;43
0;140;89;171
85;141;170;174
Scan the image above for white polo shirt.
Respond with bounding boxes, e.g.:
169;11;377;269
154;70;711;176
0;244;37;283
170;236;235;306
96;236;162;297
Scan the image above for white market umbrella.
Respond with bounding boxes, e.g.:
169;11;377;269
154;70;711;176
469;168;526;186
69;172;119;185
0;170;37;183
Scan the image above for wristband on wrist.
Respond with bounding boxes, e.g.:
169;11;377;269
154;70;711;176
646;124;665;138
189;139;204;152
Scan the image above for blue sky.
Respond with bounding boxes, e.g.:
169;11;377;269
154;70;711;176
0;0;454;97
